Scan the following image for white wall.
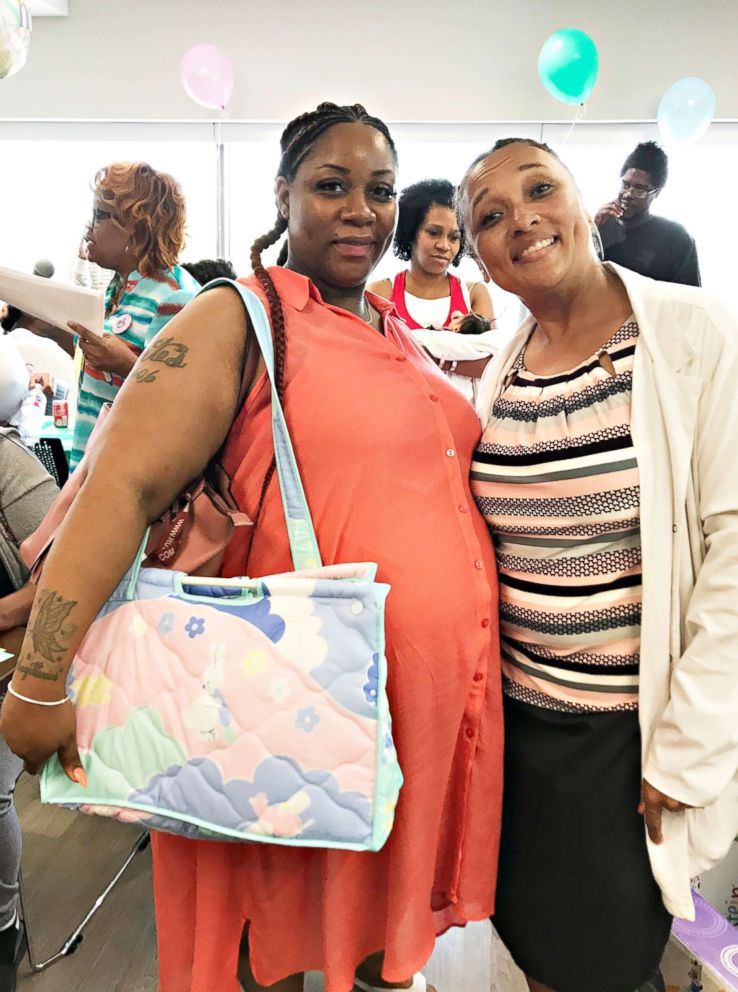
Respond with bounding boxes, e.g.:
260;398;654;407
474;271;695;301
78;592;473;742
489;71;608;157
0;0;737;122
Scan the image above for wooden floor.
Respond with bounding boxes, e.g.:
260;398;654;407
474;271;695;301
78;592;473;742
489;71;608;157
15;775;525;991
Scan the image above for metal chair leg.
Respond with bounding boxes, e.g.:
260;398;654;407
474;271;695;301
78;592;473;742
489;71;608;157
20;831;150;973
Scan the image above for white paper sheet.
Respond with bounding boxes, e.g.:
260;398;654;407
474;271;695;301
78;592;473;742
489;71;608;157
0;265;104;336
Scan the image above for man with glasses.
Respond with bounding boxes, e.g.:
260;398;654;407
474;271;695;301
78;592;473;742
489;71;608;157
595;141;701;286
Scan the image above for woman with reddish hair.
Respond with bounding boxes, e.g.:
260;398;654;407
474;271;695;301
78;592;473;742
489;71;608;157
68;162;199;468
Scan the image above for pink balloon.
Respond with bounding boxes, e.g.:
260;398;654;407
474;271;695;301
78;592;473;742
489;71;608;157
180;44;234;111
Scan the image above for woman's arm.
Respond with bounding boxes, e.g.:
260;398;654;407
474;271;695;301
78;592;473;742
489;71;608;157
643;311;738;812
0;585;35;632
0;438;59;632
447;356;492;379
0;286;252;778
0;439;59;547
469;282;496;326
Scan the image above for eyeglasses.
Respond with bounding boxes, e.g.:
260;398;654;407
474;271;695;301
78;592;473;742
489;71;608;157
619;181;657;200
90;207;114;225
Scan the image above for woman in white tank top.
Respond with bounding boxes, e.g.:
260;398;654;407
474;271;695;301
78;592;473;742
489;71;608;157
369;179;498;403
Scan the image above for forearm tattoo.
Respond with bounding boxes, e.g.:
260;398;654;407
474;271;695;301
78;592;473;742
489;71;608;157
135;336;189;384
16;590;78;683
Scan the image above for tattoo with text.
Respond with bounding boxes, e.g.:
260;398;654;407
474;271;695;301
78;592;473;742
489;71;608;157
135;367;158;384
141;336;189;369
17;590;78;683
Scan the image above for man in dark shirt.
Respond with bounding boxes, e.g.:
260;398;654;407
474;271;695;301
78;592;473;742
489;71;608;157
595;141;700;286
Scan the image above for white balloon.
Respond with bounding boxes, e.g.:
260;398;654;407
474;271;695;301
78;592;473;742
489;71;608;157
0;0;32;81
657;76;716;146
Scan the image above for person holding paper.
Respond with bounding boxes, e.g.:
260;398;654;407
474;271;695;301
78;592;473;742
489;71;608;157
68;162;199;469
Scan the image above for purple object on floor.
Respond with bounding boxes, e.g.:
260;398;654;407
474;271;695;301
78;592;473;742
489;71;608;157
672;892;738;989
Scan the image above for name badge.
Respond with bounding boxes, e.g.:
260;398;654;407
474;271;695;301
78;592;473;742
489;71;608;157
111;313;133;335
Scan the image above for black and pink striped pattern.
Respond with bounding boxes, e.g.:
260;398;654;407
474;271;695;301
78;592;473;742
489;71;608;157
472;320;642;712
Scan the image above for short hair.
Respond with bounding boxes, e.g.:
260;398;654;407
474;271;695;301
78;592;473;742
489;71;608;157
0;305;22;332
457;137;565;228
182;258;237;285
620;141;668;190
93;162;187;278
393;179;465;265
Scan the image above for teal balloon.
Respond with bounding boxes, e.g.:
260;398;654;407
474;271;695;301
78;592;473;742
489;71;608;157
657;77;716;145
538;29;599;106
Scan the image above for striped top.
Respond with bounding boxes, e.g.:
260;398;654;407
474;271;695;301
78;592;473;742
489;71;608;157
70;265;199;469
471;318;641;712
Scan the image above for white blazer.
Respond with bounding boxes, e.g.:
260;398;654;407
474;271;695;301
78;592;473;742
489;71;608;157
476;263;738;920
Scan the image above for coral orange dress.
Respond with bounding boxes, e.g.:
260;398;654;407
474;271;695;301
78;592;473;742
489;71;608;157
151;268;502;992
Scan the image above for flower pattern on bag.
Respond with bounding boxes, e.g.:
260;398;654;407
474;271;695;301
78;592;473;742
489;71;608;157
295;706;320;733
184;616;206;639
157;611;175;636
363;653;379;706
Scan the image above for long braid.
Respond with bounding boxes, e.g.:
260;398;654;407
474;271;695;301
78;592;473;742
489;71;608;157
250;215;288;399
249;215;287;517
248;102;397;533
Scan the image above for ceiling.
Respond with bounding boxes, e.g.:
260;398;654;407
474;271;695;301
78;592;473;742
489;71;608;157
28;0;68;14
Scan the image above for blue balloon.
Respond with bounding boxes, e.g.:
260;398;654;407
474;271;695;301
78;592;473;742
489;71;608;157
657;77;716;145
538;29;599;106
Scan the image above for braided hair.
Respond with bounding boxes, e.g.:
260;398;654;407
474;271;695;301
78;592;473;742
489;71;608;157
249;102;397;510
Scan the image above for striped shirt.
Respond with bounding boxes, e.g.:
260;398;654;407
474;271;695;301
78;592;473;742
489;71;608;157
471;318;641;712
70;266;199;469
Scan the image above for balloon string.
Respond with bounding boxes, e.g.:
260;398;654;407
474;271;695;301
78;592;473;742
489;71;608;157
562;103;587;145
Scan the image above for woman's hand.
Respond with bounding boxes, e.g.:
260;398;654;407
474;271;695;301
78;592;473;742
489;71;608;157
69;321;136;378
640;778;693;844
0;691;84;782
28;371;55;398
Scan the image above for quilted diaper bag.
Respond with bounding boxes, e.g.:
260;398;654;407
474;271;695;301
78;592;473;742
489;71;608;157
40;281;403;852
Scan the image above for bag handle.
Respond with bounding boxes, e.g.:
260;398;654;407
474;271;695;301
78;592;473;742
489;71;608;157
210;279;322;572
125;278;322;598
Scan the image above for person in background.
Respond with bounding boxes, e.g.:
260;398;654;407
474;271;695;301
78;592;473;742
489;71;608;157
0;339;58;992
0;102;504;992
139;258;240;350
1;258;74;363
182;257;237;285
369;179;497;402
1;306;73;385
67;162;199;469
595;141;700;286
459;136;738;992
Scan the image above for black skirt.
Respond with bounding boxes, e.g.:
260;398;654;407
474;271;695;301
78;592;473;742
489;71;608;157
493;695;672;992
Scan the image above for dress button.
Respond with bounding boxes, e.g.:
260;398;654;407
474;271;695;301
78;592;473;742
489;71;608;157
445;448;456;458
458;504;468;513
672;524;677;533
474;560;483;570
481;618;490;628
395;355;407;363
473;672;483;683
429;394;439;402
465;727;475;739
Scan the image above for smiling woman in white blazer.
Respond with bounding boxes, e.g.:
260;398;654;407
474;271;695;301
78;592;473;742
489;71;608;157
458;137;738;992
